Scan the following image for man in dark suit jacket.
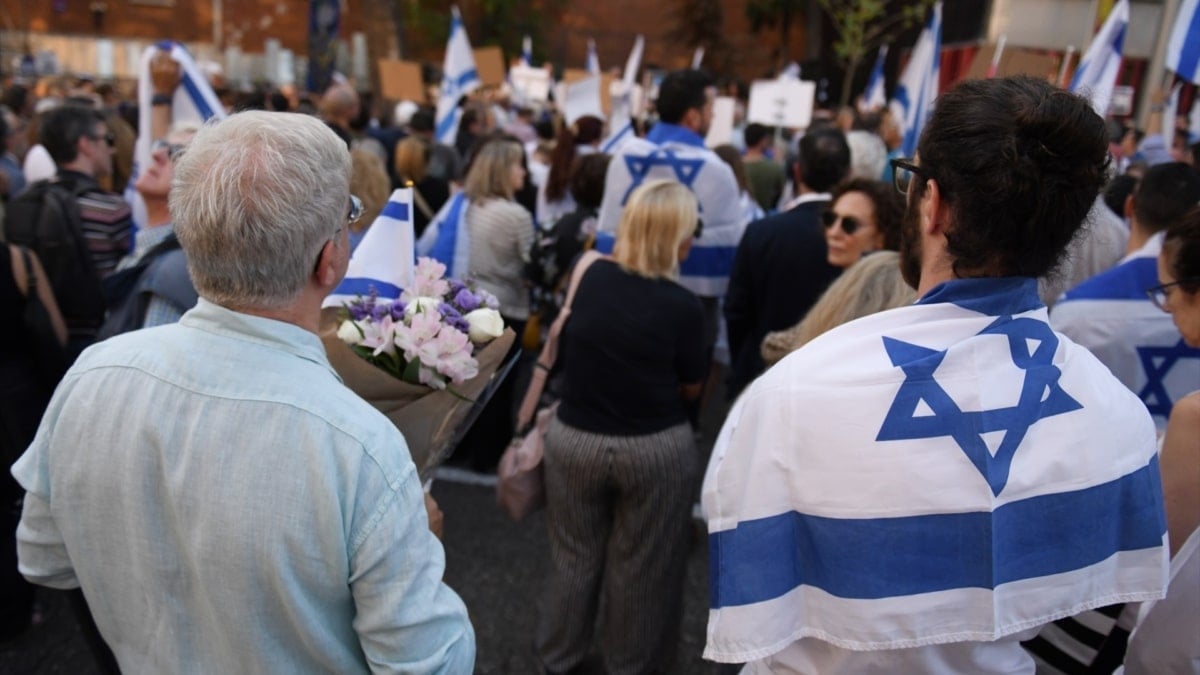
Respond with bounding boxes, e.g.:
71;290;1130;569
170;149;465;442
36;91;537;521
724;126;851;397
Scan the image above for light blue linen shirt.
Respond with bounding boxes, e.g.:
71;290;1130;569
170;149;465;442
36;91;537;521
12;298;475;674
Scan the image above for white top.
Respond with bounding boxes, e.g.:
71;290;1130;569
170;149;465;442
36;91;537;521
23;144;56;183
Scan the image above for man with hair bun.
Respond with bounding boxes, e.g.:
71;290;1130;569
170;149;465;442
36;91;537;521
11;111;475;673
703;76;1167;674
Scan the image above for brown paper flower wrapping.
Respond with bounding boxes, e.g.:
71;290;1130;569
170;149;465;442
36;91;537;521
319;307;516;480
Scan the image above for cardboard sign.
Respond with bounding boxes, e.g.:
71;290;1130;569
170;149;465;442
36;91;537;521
705;96;737;147
563;68;613;114
378;59;425;102
747;79;815;129
510;64;552;102
965;45;1059;81
473;47;506;87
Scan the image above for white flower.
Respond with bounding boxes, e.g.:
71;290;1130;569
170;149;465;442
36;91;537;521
464;308;504;344
337;319;363;345
404;296;442;317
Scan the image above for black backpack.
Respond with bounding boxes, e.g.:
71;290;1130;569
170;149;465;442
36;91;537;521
95;234;184;340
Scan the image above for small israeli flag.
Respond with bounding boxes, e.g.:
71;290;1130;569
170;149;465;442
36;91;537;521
888;2;941;157
521;35;533;67
1069;0;1129;117
861;46;888;111
415;191;471;279
601;35;644;153
324;188;416;307
435;7;480;145
1166;0;1200;85
586;38;600;75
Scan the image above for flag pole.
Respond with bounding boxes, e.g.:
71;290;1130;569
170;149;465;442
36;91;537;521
1134;0;1180;127
1057;46;1076;88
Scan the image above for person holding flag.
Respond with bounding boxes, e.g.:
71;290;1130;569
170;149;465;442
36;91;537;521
435;6;480;147
703;76;1166;673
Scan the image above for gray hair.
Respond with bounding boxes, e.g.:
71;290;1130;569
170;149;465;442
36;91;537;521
170;111;351;309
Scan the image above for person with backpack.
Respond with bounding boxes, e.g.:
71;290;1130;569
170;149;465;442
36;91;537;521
3;104;132;359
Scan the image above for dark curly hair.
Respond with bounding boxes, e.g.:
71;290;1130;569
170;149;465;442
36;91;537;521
831;178;903;252
1164;207;1200;295
915;76;1110;279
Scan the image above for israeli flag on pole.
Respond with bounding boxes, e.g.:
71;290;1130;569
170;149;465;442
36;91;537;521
126;41;226;231
324;188;416;307
702;278;1167;663
587;38;600;75
1163;82;1183;153
1069;0;1129;117
601;35;644;154
1167;0;1200;84
415;191;471;279
888;2;941;158
861;46;888;111
436;7;480;145
521;35;533;67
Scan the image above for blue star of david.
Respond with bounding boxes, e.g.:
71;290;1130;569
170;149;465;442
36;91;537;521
876;316;1082;497
620;149;706;208
1137;340;1200;420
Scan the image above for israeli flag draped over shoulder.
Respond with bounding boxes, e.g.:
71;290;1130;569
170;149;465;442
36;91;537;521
702;277;1167;662
324;188;416;308
595;123;742;297
888;2;941;158
415;191;471;279
435;7;480;145
126;41;226;230
1069;0;1129;117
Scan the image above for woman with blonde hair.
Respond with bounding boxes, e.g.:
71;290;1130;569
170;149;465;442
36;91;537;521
537;180;707;675
761;250;915;366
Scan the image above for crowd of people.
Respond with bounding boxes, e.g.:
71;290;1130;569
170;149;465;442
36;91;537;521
0;46;1197;675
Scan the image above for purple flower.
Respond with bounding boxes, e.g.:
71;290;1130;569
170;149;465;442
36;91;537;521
453;288;480;312
448;278;467;297
389;302;405;321
347;303;370;321
438;303;471;334
370;303;390;321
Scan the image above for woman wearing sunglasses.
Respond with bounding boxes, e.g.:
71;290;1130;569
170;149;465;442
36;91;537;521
1122;210;1200;673
821;178;903;269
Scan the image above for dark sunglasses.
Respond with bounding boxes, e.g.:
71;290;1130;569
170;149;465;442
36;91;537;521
151;138;186;161
821;209;862;235
90;131;116;148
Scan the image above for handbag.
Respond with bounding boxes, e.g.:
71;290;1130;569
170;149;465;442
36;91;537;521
497;249;604;520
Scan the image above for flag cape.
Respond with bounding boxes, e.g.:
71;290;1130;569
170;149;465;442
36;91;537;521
324;188;416;308
888;2;942;157
1167;0;1200;84
862;46;888;110
127;41;226;230
415;192;471;279
1069;0;1129;117
703;277;1167;663
436;7;480;145
1050;235;1200;428
595;123;743;297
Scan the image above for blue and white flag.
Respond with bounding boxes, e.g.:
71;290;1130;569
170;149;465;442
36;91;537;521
1163;82;1183;154
415;191;471;279
586;38;600;75
703;277;1167;663
888;2;941;158
127;41;226;231
324;188;416;308
601;35;645;154
861;45;888;111
436;7;480;145
1051;234;1200;429
596;123;742;297
521;35;533;67
1069;0;1129;117
1167;0;1200;84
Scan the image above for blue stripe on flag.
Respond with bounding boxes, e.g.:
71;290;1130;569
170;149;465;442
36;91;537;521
709;456;1164;608
334;277;402;299
1176;2;1200;79
180;74;215;121
453;68;479;91
681;245;738;278
381;201;410;221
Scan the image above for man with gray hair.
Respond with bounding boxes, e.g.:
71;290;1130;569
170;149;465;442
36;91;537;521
11;111;475;673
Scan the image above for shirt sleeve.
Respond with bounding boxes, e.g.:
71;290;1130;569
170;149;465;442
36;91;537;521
349;449;475;674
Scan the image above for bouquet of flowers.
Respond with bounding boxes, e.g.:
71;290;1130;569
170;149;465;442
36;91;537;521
319;258;516;478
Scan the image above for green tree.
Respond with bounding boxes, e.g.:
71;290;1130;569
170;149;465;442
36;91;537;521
745;0;806;73
671;0;730;74
815;0;937;109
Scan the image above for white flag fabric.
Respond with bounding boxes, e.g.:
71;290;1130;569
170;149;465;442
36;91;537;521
415;191;471;279
436;7;480;145
888;2;941;158
861;45;888;110
1163;82;1183;154
596;123;742;297
703;277;1167;664
1166;0;1200;84
127;41;226;230
586;38;600;75
1069;0;1129;117
521;35;533;66
601;35;645;153
692;47;705;70
324;188;416;308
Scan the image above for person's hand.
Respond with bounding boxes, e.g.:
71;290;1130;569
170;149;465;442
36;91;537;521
424;492;444;540
150;51;182;97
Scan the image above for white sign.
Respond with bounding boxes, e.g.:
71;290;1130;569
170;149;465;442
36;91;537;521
705;96;737;147
747;79;816;129
278;49;296;86
95;39;114;78
510;64;552;102
562;75;604;126
1108;85;1134;117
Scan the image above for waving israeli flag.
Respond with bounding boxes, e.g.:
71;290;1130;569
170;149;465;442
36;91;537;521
415;192;471;279
126;41;226;230
436;7;480;145
1167;0;1200;84
1069;0;1129;117
703;277;1167;664
596;123;743;297
861;45;888;110
888;3;941;158
586;38;600;75
601;35;644;154
324;188;416;308
521;35;533;67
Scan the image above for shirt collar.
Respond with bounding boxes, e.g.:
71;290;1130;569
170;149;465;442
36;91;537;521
646;122;706;148
179;298;341;381
783;192;831;210
917;277;1043;316
132;223;175;256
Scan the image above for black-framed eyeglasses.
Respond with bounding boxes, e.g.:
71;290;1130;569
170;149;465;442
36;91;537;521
1146;279;1197;311
90;131;116;148
694;218;703;240
151;138;186;162
821;209;863;235
347;194;363;227
890;157;929;195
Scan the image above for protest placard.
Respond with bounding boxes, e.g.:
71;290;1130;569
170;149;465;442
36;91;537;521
747;79;815;129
